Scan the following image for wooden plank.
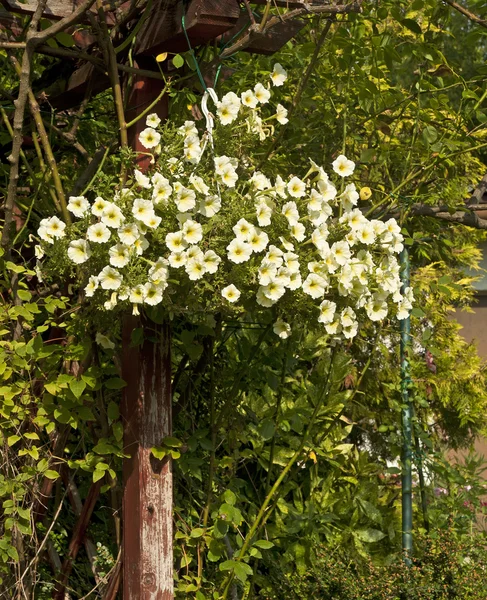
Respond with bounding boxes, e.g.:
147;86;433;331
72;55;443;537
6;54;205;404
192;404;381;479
121;317;173;600
0;0;118;21
222;14;306;54
251;0;333;7
136;0;240;57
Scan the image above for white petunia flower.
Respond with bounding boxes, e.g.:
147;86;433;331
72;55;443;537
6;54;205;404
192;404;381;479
202;250;221;274
275;175;287;198
221;284;241;303
282;201;300;225
38;222;54;244
92;197;108;216
214;155;233;175
179;120;198;138
98;266;123;290
290;223;306;242
318;299;336;324
153;181;173;205
356;223;376;245
34;245;44;259
332;155;355;177
44;216;66;239
134;169;151;189
273;319;291;338
251;171;272;191
256;287;275;307
85;275;98;297
185;258;206;280
233;218;255;241
145;213;162;229
109;243;130;268
265;245;284;267
221;164;238;188
198;195;221;217
287;176;306;198
87;222;111;243
168;251;187;268
302;273;327;299
134;235;149;256
275;104;289;125
96;332;115;350
144;282;164;306
101;203;125;228
254;82;271;104
241;89;258;108
256;200;273;226
271;63;287;87
258;261;277;286
248;228;269;253
227;239;252;264
139;127;161;149
366;296;388;322
217;102;240;125
182;219;203;245
146;113;161;128
118;223;139;245
67;239;91;264
189;174;210;195
175;187;196;212
261;281;285;302
341;183;360;211
132;198;154;222
67;196;89;218
331;240;351;266
129;285;145;304
166;231;188;252
340;306;357;328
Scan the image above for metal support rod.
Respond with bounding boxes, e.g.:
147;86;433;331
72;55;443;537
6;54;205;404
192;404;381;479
400;247;413;561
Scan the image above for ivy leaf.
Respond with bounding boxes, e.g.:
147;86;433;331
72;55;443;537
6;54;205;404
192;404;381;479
253;539;274;549
44;470;60;480
105;378;127;390
93;469;105;483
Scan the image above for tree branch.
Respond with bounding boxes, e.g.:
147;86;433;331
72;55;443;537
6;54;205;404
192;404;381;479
443;0;487;29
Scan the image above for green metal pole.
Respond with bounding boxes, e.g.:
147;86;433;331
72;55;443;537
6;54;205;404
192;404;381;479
400;247;413;562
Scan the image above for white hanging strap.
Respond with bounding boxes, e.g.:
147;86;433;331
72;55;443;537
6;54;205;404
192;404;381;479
199;87;222;201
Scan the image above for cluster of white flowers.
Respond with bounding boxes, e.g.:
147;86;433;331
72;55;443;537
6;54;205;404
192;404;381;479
36;65;413;339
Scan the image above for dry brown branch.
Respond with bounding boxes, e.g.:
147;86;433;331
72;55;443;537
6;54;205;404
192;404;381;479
219;1;362;58
10;56;71;223
443;0;487;28
2;0;48;251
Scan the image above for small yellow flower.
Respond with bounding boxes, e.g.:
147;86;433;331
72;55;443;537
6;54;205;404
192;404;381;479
360;187;372;201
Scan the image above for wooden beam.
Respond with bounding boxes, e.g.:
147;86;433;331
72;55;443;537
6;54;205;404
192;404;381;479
121;317;173;600
135;0;240;57
0;0;117;20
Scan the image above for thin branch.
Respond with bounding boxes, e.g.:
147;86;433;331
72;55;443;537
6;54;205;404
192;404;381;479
2;0;48;251
219;1;362;59
443;0;487;28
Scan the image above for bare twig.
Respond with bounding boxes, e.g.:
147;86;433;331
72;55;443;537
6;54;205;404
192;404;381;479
2;0;48;251
443;0;487;28
261;19;333;163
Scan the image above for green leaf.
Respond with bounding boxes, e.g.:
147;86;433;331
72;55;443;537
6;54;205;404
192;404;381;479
223;489;236;506
173;54;184;68
401;18;422;34
93;469;105;483
44;470;60;480
130;327;144;347
5;261;25;274
7;435;20;447
17;290;32;301
354;528;386;543
69;379;86;399
253;539;274;549
151;446;167;460
259;419;275;440
233;562;253;582
162;436;182;448
190;528;205;538
107;401;119;421
411;307;426;318
105;378;127;389
56;31;75;47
